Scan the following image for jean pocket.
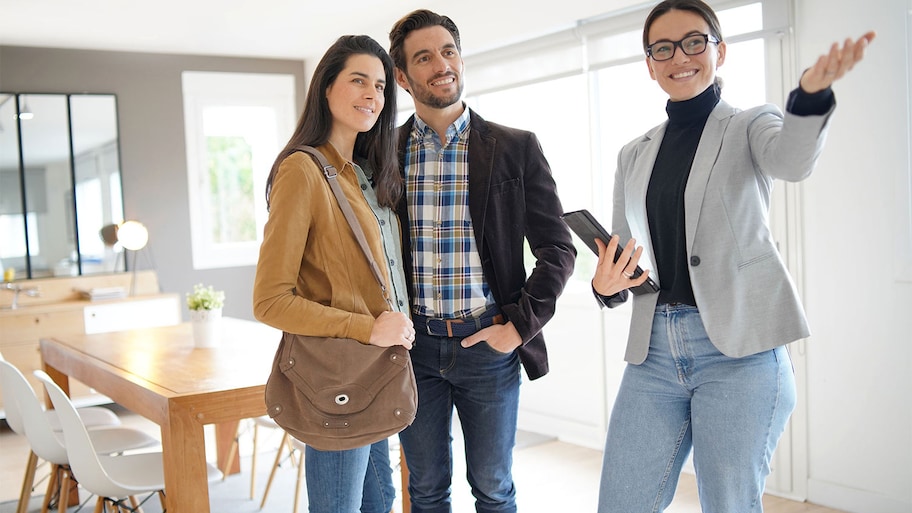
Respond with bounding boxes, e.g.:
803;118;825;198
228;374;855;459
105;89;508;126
474;340;514;356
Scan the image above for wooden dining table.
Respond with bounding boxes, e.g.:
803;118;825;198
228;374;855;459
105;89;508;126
39;316;281;512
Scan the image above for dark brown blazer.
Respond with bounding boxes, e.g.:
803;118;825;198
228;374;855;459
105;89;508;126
396;108;576;380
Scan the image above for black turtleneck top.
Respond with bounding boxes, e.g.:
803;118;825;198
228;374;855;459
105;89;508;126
646;83;833;306
646;84;720;305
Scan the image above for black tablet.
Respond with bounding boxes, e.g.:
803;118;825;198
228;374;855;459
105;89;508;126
560;209;659;295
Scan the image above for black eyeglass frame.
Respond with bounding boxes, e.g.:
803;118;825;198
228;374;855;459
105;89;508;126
645;33;721;61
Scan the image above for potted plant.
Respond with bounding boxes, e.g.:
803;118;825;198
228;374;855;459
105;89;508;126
187;283;225;348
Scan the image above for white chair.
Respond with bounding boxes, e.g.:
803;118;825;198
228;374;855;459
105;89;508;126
0;352;125;513
0;358;160;513
35;370;223;512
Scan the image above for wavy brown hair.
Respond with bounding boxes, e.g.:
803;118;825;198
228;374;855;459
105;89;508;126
265;35;400;209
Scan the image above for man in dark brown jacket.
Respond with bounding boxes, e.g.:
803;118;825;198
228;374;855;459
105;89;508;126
389;9;576;513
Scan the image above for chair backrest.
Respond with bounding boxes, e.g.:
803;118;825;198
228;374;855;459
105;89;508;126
0;358;69;464
0;351;26;435
33;370;131;500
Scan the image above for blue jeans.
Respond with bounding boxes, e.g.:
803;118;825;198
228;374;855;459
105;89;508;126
399;330;521;513
304;438;395;513
598;304;796;513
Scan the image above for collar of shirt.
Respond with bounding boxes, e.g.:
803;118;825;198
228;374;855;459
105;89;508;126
412;105;471;147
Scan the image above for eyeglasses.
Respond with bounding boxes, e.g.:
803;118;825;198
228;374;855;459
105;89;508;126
645;34;720;62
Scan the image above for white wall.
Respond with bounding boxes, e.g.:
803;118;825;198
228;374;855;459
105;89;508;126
796;0;912;512
519;284;631;449
521;1;912;512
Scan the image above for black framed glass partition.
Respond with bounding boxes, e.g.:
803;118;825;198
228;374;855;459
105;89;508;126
0;93;125;279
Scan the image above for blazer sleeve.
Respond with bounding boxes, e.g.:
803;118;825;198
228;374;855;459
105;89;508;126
747;102;835;182
499;131;577;343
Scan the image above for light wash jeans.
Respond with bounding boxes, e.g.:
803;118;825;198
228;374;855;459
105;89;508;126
304;438;395;513
598;304;796;513
399;330;521;513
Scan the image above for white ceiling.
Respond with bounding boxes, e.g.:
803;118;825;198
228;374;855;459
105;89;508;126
0;0;642;64
0;0;644;169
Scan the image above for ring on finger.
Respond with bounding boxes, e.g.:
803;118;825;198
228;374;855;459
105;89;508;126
622;271;634;278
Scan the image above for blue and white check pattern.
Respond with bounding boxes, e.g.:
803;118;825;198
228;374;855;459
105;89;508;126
405;110;491;319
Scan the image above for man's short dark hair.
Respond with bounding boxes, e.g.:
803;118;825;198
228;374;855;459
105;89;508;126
389;9;461;71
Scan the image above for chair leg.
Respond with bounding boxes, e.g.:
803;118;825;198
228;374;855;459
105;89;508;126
157;490;167;512
128;495;143;513
400;444;410;513
56;468;70;513
41;463;59;513
221;426;240;482
293;451;305;513
286;435;300;467
249;422;259;500
258;432;288;510
16;450;39;513
93;496;104;513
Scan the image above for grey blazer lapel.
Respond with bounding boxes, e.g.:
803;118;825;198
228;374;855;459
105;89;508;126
627;123;666;281
684;101;736;254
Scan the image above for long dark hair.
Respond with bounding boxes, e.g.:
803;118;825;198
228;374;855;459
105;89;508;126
642;0;724;52
389;9;461;72
265;35;400;209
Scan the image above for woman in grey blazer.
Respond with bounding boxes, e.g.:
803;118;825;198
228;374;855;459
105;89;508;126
591;1;875;511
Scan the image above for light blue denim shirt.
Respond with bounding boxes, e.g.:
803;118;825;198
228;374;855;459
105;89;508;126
351;161;409;314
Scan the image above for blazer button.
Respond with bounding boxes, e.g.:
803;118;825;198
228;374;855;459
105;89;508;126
690;256;701;266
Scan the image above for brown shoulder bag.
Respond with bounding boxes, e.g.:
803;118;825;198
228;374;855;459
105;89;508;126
264;145;417;451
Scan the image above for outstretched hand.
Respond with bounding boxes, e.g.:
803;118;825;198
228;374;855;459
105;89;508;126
800;31;876;93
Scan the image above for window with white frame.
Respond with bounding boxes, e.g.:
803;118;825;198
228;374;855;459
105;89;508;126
182;71;296;269
453;0;785;293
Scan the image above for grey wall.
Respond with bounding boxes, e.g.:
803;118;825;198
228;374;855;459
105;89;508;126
0;45;306;321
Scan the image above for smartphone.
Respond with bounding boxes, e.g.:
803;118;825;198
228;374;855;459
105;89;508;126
560;209;659;295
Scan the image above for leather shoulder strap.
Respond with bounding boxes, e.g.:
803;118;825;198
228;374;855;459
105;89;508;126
294;145;391;309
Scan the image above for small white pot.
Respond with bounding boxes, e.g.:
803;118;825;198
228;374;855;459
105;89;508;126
190;307;222;348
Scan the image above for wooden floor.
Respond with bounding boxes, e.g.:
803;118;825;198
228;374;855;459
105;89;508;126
0;405;848;512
